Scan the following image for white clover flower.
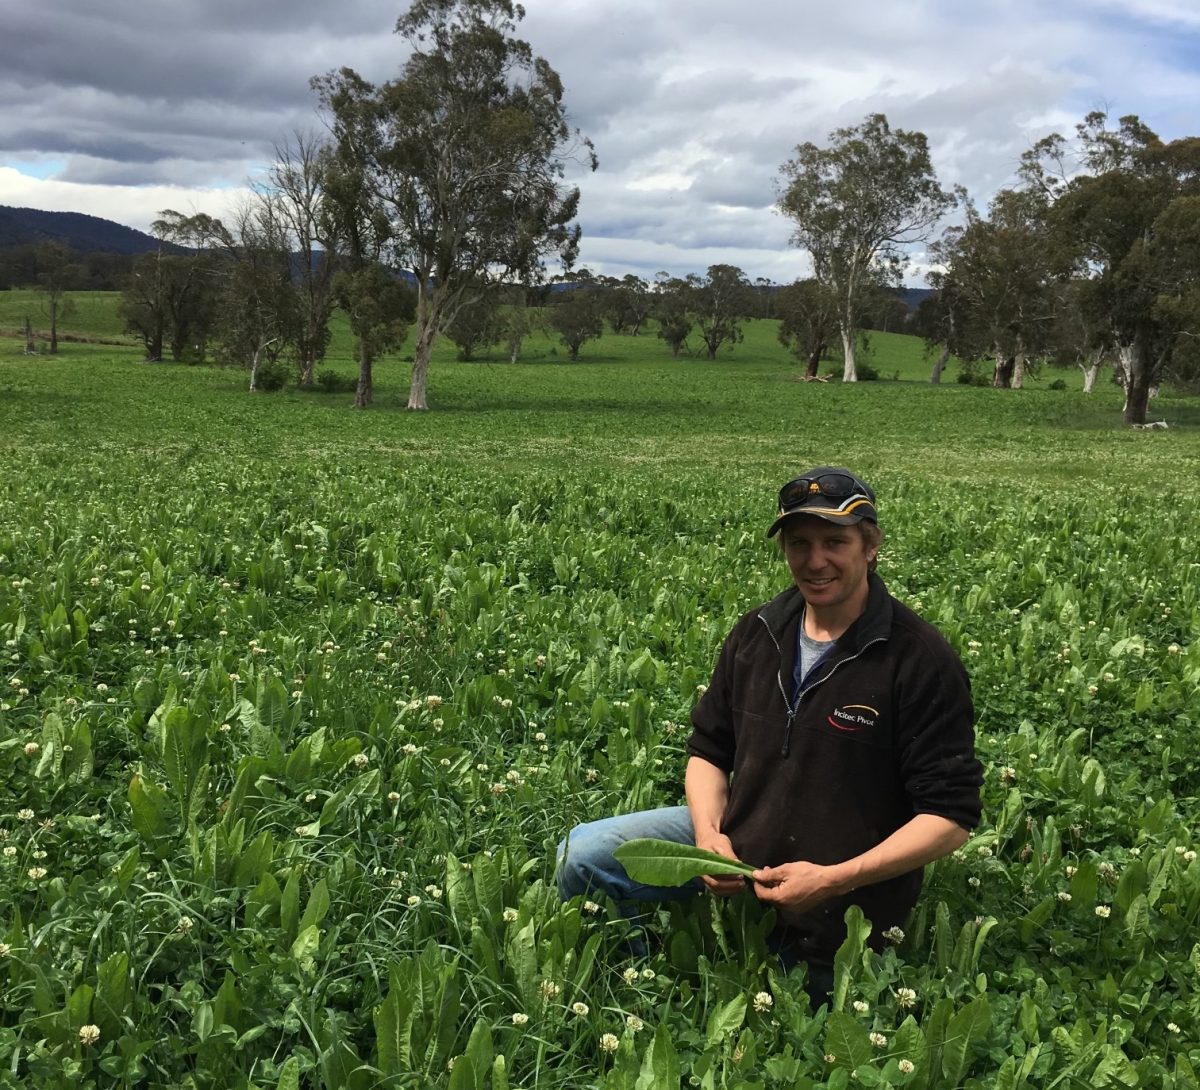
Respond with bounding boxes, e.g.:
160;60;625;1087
1167;1022;1181;1034
753;991;773;1013
1065;865;1077;878
350;753;369;769
425;695;443;709
27;867;47;880
490;783;507;796
3;847;16;858
502;908;518;922
1103;672;1115;682
23;742;38;756
977;846;993;858
1098;862;1117;880
824;1053;837;1064
895;987;917;1009
1057;892;1071;903
304;792;317;803
622;967;639;984
582;900;601;915
511;1012;529;1026
1176;846;1187;855
641;969;656;981
898;1059;915;1074
1095;905;1111;918
571;1002;589;1017
402;743;420;756
177;916;194;933
869;1032;888;1048
406;895;421;906
584;768;599;783
626;1014;643;1032
598;1032;619;1053
424;885;442;899
1185;850;1197;863
79;1024;101;1046
95;682;107;693
852;1000;870;1014
967;877;980;888
534;731;547;742
1168;644;1180;655
538;980;560;1002
0;943;10;956
1000;766;1017;785
882;926;905;944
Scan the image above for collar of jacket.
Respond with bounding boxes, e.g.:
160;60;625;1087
757;572;894;654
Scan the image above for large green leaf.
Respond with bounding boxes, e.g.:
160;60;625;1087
612;838;756;886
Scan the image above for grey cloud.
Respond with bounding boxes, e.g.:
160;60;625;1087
1;0;1195;283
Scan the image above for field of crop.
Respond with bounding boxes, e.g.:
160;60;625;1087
1;318;1199;1089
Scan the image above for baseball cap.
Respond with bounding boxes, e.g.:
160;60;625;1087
767;467;877;537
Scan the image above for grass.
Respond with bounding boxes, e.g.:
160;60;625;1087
2;314;1196;495
1;295;1199;1088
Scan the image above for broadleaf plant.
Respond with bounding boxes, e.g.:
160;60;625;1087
612;838;758;886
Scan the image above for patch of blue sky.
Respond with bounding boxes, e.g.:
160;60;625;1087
6;158;67;180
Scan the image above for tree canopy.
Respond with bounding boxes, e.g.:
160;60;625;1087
312;0;594;410
778;113;954;382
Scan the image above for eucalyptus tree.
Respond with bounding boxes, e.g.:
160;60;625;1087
927;188;1059;389
652;273;693;357
267;134;338;386
314;69;409;408
776;278;837;379
119;211;222;362
691;264;752;359
33;242;79;355
1044;113;1200;422
549;274;604;360
779;113;954;381
313;0;594;410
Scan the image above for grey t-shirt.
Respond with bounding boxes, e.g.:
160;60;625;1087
793;620;834;698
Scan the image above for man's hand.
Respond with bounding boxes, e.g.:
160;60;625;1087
695;832;747;897
751;861;842;913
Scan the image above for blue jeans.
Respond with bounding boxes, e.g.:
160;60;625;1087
555;805;702;903
555;806;832;1007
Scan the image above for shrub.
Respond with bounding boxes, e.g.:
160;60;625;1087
254;358;289;392
316;369;357;394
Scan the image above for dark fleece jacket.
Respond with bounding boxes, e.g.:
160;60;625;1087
687;573;982;963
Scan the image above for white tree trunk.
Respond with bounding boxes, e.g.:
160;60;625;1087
929;346;949;384
1012;353;1026;390
840;325;858;383
1079;351;1103;394
1116;344;1134;416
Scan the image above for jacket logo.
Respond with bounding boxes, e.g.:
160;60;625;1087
827;704;879;733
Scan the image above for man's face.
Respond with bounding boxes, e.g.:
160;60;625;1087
781;516;877;612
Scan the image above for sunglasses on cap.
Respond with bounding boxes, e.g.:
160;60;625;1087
777;472;868;512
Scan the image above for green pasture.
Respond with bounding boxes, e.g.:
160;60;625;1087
1;311;1199;1088
2;285;1081;388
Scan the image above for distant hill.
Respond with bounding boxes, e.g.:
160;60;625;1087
0;206;166;254
896;287;934;310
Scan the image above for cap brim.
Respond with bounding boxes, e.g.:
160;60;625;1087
767;502;876;537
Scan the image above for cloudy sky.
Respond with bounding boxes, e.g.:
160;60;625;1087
2;0;1197;284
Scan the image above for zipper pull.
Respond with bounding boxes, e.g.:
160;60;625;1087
782;708;796;757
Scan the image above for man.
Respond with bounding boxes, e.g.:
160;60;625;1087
556;467;982;996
